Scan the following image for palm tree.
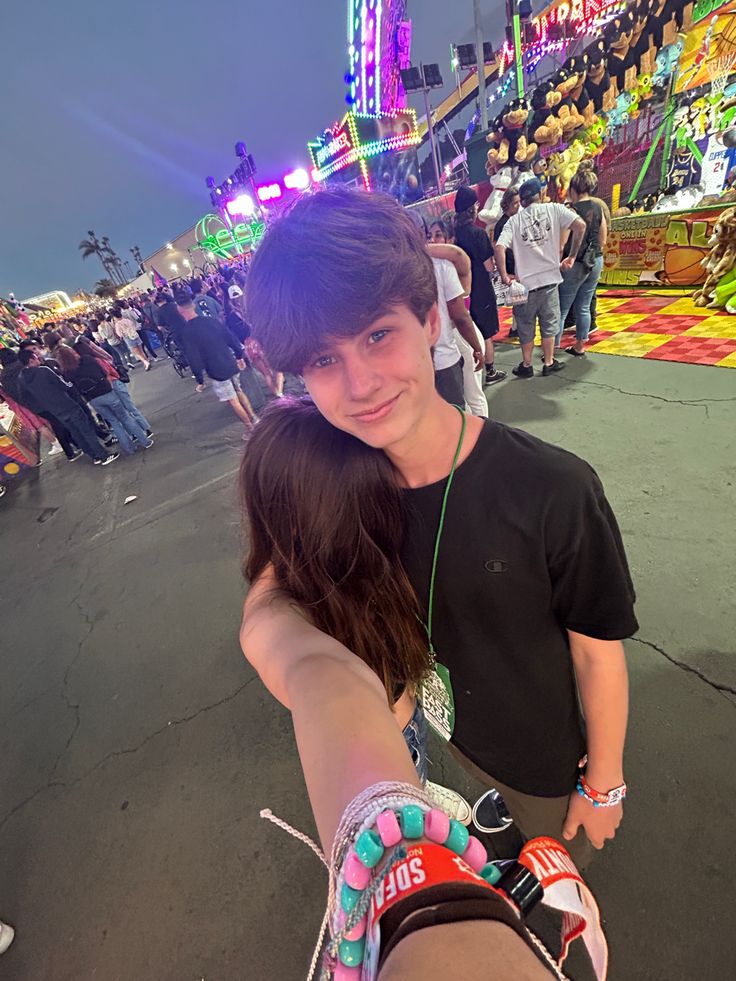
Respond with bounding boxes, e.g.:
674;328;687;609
101;237;126;285
94;278;119;299
79;230;115;282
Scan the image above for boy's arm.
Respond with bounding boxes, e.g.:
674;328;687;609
426;243;472;293
493;242;511;284
563;633;628;849
446;296;484;370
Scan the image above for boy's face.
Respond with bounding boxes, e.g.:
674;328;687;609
302;303;441;453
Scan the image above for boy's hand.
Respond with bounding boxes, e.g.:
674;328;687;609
562;792;623;850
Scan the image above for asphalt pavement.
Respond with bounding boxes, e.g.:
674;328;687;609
1;345;734;980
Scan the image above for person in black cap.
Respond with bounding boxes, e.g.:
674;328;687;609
494;177;586;378
453;186;507;387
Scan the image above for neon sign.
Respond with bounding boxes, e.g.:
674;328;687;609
195;214;266;260
308;108;420;185
316;132;351;166
499;0;619;74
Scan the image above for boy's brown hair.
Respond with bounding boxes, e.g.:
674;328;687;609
245;188;437;374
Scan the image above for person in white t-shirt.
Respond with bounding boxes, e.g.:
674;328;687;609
428;253;485;409
494;177;585;379
427;237;489;418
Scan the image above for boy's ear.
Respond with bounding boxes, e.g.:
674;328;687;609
426;303;441;346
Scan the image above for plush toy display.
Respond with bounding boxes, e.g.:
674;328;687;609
586;40;616;113
529;81;564;146
546;142;587;200
485;99;538;169
652;183;705;212
532;156;549;200
566;55;598;127
692;206;736;309
472;0;732;226
652;38;685;89
607;90;635;130
605;12;636;94
552;66;587;137
583;120;607;156
481;164;519;219
627;1;656;75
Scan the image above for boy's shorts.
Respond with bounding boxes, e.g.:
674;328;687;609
211;375;241;402
513;284;560;345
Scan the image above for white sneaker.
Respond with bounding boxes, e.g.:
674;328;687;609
48;442;64;456
0;921;15;954
425;780;472;825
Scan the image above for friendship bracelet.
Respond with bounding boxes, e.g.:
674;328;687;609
329;802;541;976
576;776;627;808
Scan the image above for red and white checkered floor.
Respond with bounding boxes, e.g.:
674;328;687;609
497;290;736;368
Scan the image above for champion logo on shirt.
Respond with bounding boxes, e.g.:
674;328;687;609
484;559;508;574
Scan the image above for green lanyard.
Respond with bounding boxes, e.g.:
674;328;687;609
424;405;466;657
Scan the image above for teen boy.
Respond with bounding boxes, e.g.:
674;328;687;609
241;190;637;866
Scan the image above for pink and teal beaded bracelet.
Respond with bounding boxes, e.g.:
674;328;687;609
331;803;503;977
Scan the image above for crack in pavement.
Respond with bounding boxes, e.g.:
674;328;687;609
552;375;732;411
0;675;258;830
631;637;736;701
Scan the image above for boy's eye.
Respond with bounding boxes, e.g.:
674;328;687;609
368;329;390;344
311;354;336;369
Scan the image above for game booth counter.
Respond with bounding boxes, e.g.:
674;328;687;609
398;0;736;368
0;402;39;482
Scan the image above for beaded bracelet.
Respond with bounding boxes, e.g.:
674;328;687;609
332;803;505;976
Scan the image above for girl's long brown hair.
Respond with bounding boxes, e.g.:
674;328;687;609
240;397;432;702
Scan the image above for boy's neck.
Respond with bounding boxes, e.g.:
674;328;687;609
386;397;484;489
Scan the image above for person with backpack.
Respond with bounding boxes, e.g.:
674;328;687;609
556;169;608;357
17;349;118;465
174;286;257;434
54;345;153;455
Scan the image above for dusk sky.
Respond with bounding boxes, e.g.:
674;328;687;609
1;1;501;299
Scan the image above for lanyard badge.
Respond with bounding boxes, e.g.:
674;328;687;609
420;406;466;742
420;661;455;742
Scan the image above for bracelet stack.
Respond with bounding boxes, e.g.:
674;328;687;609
333;803;513;977
576;773;627;808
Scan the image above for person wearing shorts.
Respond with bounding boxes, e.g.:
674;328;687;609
212;374;244;403
175;287;256;433
112;308;150;371
494;177;586;379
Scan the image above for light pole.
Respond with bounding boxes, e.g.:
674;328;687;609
400;64;445;195
473;0;489;130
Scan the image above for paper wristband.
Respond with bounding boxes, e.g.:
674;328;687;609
518;837;609;981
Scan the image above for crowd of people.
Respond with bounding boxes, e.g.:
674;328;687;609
0;268;292;496
420;160;608;400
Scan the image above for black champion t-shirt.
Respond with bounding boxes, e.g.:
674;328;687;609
400;420;638;798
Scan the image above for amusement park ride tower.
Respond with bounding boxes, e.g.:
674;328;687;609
346;0;412;113
308;0;422;195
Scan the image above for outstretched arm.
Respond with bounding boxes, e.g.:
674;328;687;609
240;571;418;849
